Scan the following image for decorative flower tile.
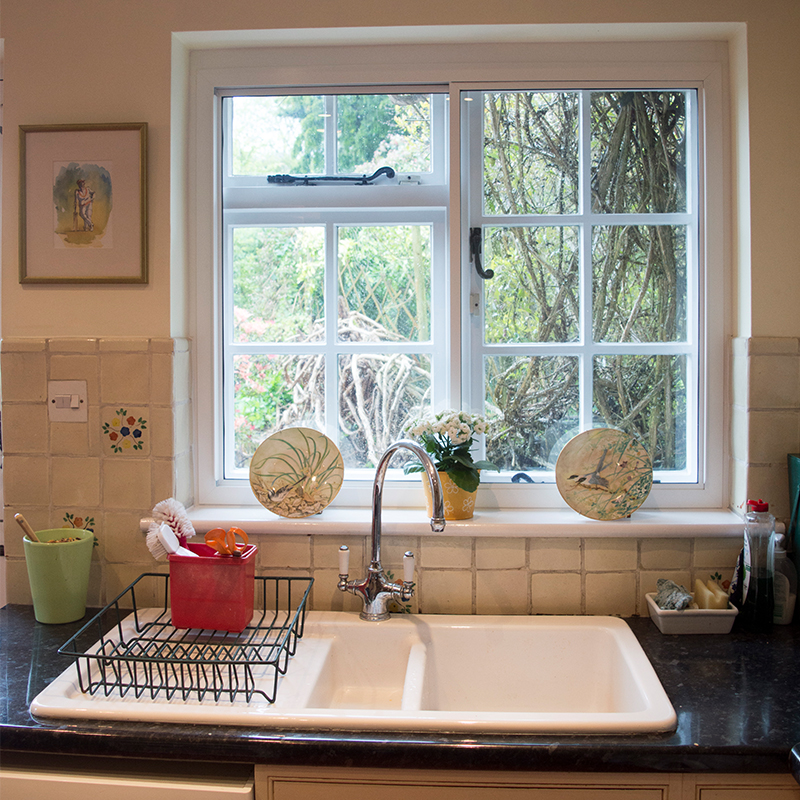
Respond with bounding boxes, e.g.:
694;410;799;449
102;407;148;454
62;512;96;531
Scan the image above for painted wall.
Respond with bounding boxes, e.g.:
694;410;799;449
0;0;799;341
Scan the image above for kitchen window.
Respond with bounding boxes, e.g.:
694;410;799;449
191;36;727;511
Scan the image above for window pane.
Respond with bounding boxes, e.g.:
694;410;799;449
591;91;688;214
338;353;431;468
484;226;580;343
485;355;579;471
483;92;579;215
337;94;432;174
593;354;687;471
233;354;324;468
232;227;325;344
230;95;325;176
338;225;431;342
592;225;687;343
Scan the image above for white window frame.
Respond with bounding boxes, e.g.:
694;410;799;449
190;33;728;511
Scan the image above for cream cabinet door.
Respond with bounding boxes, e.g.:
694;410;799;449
688;773;800;800
257;766;678;799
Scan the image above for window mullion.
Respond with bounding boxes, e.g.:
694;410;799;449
325;222;339;444
579;89;594;432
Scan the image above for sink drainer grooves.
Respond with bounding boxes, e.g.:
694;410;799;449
58;574;313;704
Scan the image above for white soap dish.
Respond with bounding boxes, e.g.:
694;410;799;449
645;592;738;634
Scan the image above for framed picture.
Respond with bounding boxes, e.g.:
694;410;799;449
19;122;147;284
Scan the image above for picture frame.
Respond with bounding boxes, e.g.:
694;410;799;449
19;122;148;284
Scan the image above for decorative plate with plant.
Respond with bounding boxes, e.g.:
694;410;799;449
404;409;497;492
249;427;344;518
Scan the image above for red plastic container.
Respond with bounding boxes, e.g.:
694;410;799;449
168;542;257;632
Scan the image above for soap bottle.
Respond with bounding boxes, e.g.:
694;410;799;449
773;533;797;625
740;498;775;632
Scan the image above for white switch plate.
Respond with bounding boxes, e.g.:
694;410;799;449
48;380;88;422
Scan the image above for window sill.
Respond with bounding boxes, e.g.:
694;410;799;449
179;506;743;538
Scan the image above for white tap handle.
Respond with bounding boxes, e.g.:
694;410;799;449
403;551;415;583
338;545;350;575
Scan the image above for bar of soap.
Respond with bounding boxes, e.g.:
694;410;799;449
694;578;729;609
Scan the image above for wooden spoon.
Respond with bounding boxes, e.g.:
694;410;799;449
14;513;40;542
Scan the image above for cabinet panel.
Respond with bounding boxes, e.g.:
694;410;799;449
258;766;675;800
688;774;800;800
269;779;665;800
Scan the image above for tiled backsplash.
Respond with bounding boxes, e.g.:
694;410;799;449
2;335;797;615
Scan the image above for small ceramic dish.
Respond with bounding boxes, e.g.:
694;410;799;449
645;592;738;634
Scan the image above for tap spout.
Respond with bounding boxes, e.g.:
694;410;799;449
339;439;445;621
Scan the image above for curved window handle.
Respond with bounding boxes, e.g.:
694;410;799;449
469;228;494;280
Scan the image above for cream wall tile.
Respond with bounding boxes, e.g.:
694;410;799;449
694;537;742;569
585;572;636;616
174;450;194;506
749;410;800;463
1;352;47;401
102;459;152;510
421;537;472;568
475;537;526;569
731;404;748;461
174;401;192;455
531;572;582;614
148;405;174;458
584;538;637;571
173;348;192;403
380;535;421;575
731;351;748;408
150;338;176;354
314;535;366;574
50;418;91;456
640;538;691;570
152;458;177;502
258;534;312;569
3;455;49;507
747;337;799;356
420;570;472;614
749;355;800;409
530;538;581;570
2;404;48;453
99;338;149;352
48;338;98;353
476;569;528;614
101;511;151;564
100;352;150;404
151;352;173;405
52;457;101;507
312;569;363;612
2;339;46;352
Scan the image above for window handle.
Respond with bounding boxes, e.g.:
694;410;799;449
469;227;494;280
267;165;396;186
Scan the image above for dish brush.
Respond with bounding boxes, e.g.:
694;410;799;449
152;497;195;548
146;521;198;560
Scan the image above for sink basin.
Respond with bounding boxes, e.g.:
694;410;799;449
31;611;676;734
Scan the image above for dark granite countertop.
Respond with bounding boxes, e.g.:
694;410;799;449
2;603;799;775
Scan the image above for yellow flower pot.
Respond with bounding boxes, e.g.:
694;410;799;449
422;471;478;520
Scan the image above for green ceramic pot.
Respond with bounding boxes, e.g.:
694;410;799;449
23;528;94;624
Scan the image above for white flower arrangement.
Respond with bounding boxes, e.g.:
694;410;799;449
405;409;497;492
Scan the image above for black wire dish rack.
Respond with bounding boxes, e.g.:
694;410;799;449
58;573;313;705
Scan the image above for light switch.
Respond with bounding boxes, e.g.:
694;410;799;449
48;380;88;422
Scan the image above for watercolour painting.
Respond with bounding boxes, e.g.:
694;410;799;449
19;122;147;284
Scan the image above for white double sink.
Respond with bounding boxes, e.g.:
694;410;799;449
32;611;676;734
